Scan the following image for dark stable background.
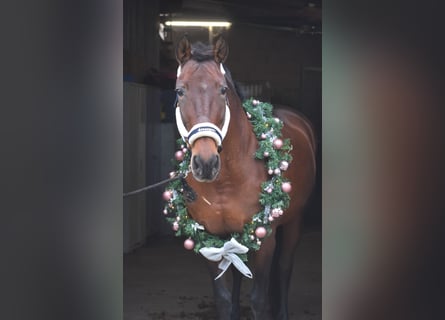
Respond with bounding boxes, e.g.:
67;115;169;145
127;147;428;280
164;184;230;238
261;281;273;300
1;1;444;320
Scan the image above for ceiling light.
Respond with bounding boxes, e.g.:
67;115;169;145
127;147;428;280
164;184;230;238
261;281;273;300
165;21;231;28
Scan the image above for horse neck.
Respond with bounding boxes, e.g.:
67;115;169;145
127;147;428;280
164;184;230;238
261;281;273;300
221;90;258;169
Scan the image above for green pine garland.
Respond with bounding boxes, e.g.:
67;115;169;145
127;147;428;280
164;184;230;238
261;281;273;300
163;98;293;262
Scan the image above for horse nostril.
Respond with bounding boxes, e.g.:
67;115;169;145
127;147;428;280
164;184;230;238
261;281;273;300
192;155;203;174
211;154;220;168
211;155;220;176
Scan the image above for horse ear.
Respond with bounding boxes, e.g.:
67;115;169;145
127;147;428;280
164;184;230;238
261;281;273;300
213;35;229;63
175;35;192;64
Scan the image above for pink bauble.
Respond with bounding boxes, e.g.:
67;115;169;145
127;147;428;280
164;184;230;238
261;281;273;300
268;169;273;175
274;168;281;175
182;148;188;153
163;209;168;215
184;238;195;250
263;151;269;157
268;216;274;222
273;138;283;149
266;187;273;194
261;133;267;139
175;150;184;161
172;222;179;231
281;182;292;193
169;171;176;178
162;190;172;201
255;226;267;238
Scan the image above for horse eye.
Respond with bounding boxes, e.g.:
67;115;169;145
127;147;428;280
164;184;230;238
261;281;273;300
176;88;185;97
220;86;228;95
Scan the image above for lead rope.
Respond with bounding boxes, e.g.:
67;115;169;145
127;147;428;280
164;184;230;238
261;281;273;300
123;173;184;198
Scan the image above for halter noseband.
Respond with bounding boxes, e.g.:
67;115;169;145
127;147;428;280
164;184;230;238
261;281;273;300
175;63;230;148
175;104;231;148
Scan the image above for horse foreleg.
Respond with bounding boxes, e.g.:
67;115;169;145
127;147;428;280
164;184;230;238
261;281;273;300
275;216;302;320
230;266;243;320
250;233;276;320
206;260;232;320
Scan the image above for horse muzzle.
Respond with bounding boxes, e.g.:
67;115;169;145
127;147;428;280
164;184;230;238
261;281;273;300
191;153;220;182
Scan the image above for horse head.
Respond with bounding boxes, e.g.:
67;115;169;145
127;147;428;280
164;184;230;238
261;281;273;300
174;35;230;182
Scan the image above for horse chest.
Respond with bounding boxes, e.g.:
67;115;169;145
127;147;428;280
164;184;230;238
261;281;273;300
186;177;263;235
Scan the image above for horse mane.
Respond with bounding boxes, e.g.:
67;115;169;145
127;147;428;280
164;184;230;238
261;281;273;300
224;67;245;101
190;42;245;100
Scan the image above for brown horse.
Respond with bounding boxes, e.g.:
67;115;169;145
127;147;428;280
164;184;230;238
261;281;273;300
174;35;316;320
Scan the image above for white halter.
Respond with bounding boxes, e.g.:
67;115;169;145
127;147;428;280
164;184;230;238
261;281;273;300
175;63;230;147
175;104;231;147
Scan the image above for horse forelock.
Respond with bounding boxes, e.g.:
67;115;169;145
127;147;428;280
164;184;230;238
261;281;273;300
180;60;223;84
190;42;214;62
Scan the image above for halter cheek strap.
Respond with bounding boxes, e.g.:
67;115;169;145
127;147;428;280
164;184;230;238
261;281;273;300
175;104;231;147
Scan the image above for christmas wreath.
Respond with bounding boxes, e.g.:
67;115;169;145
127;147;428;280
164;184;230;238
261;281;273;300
162;98;293;263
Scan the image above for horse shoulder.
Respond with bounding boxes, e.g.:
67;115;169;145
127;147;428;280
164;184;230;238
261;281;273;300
273;106;317;207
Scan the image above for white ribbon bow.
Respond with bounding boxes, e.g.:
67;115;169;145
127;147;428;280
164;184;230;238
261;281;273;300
199;237;253;280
